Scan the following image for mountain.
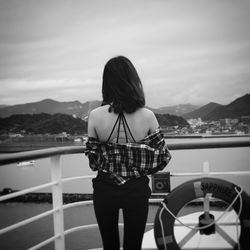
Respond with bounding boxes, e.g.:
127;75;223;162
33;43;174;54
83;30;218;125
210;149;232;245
0;100;197;118
182;102;222;119
203;94;250;121
0;99;196;120
0;99;102;118
1;93;249;122
155;113;189;127
0;105;8;108
0;113;87;134
0;112;188;135
149;104;199;116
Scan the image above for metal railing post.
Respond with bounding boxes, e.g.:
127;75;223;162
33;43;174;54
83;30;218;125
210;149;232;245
50;155;65;250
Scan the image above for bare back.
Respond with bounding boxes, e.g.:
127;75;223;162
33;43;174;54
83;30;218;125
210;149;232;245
88;105;159;143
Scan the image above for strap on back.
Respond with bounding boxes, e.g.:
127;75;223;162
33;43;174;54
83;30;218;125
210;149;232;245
106;112;136;143
106;113;122;142
120;113;136;143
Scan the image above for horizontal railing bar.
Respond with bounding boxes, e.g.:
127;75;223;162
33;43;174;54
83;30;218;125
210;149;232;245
0;181;58;202
167;139;250;150
0;146;85;166
61;170;250;187
63;200;93;209
171;170;250;177
1;138;250;166
63;199;163;211
64;224;98;235
0;207;59;235
62;175;95;183
64;222;155;236
27;234;61;250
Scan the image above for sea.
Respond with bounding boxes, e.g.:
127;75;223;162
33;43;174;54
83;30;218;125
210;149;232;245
0;137;250;249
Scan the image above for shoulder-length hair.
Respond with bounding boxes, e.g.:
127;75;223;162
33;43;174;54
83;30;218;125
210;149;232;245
102;56;145;113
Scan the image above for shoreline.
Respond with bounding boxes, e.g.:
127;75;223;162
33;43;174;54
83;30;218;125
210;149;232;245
0;190;93;204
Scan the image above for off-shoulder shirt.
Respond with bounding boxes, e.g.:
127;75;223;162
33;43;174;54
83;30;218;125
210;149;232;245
85;128;171;185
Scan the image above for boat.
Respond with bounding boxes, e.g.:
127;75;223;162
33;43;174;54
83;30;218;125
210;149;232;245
17;160;35;168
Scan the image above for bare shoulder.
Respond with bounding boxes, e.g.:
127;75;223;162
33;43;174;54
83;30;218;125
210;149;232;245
137;107;159;132
138;107;157;120
89;105;109;120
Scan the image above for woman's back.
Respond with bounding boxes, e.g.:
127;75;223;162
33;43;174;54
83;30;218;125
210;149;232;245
88;105;159;143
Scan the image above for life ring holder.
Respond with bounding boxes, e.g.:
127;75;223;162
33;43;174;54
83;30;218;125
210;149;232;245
154;177;250;250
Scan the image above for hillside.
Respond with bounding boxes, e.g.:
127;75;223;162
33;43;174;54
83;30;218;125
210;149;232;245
0;112;188;135
1;94;249;123
0;99;199;118
0;99;102;118
155;113;189;127
203;94;250;121
149;104;199;116
181;94;250;121
0;113;88;134
183;102;222;119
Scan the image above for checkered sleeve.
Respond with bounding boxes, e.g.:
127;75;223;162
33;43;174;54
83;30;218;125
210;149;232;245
85;137;102;171
134;129;171;174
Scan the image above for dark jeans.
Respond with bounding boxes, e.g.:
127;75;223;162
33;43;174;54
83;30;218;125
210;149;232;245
92;172;151;250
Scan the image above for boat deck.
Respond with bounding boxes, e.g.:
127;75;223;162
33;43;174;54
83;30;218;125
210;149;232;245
88;210;239;250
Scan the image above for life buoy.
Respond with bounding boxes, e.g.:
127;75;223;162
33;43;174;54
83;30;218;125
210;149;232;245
154;177;250;250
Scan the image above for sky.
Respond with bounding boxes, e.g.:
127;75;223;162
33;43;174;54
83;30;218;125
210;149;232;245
0;0;250;108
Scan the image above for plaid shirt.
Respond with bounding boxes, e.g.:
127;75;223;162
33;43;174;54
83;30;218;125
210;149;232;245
85;128;171;185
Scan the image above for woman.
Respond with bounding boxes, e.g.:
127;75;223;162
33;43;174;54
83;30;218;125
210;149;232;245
86;56;171;250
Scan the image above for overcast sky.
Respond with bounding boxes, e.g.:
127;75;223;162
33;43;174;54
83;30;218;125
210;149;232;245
0;0;250;108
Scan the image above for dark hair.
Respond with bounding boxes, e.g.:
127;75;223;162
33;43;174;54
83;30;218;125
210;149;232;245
102;56;145;113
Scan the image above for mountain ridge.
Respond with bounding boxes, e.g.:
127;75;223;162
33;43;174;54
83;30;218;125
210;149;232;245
0;99;197;118
203;94;250;121
0;93;249;121
0;99;102;119
0;113;88;135
149;104;199;116
182;102;222;119
0;112;188;134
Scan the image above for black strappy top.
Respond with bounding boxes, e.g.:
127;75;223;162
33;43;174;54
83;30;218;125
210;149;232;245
107;112;136;143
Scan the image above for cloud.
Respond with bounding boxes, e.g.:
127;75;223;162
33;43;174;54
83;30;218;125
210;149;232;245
0;0;250;106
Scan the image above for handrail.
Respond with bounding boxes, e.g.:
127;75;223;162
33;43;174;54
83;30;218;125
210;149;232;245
1;138;250;166
167;139;250;150
0;181;58;202
0;138;250;250
0;207;59;235
0;145;85;166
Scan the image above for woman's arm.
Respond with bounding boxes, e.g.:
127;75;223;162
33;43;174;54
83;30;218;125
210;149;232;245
87;111;98;138
148;110;159;134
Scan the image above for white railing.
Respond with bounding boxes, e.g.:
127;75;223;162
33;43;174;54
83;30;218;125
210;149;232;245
0;139;250;250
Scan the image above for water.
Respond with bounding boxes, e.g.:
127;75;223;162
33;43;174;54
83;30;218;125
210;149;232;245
0;137;250;194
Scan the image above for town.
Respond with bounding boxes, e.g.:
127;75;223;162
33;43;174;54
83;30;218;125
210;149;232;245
162;116;250;136
5;115;250;142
